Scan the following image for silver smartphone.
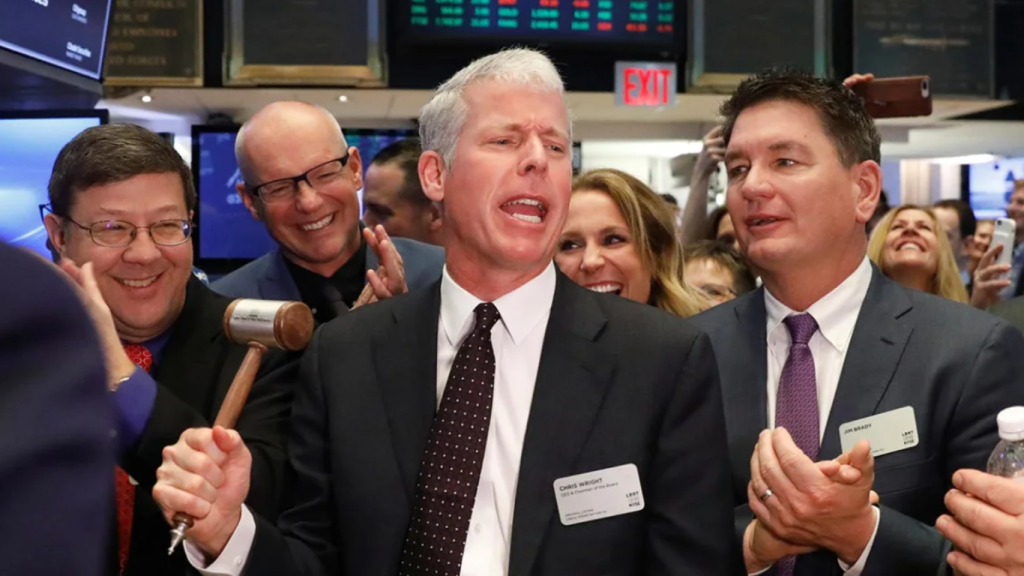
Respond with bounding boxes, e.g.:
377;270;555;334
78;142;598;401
991;218;1016;275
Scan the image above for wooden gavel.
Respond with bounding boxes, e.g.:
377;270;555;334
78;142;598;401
168;299;314;555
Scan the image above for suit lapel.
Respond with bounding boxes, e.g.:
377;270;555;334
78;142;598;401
509;274;612;576
726;290;770;488
154;278;230;414
819;270;913;460
261;250;302;302
374;282;441;505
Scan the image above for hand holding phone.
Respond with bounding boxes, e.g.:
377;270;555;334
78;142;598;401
969;218;1017;309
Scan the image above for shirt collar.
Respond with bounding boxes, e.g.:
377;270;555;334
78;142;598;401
440;262;557;347
764;256;872;352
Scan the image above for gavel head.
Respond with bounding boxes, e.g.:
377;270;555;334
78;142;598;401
223;299;315;351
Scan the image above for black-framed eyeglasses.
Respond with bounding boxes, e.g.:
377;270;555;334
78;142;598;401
39;204;193;248
248;154;350;203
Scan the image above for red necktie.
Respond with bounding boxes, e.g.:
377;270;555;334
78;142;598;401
116;343;153;575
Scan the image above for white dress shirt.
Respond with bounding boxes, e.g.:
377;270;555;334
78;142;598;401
188;263;557;576
761;256;879;575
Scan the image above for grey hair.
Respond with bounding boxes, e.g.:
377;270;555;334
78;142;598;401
418;48;572;171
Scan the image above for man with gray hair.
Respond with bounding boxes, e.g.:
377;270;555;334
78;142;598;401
154;48;739;576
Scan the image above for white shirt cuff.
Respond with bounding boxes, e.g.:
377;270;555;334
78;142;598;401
184;505;256;576
837;506;881;575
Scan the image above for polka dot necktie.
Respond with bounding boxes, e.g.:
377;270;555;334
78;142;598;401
399;303;501;576
774;313;819;576
116;343;153;575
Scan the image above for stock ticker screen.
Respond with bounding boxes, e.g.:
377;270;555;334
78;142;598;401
400;0;676;46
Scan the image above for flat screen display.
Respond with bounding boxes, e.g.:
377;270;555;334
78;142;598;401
193;125;418;261
0;111;107;256
398;0;676;46
968;157;1024;219
0;0;113;79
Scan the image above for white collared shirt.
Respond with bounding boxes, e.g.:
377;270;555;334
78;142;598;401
438;262;556;576
764;257;872;438
187;263;557;576
761;256;878;576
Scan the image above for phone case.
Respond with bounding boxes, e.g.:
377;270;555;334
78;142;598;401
992;219;1016;269
851;77;933;119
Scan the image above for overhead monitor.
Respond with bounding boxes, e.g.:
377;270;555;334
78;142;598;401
969;157;1024;219
397;0;676;47
0;0;113;80
0;110;108;257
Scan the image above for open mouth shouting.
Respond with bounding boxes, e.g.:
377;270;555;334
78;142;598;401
500;198;547;224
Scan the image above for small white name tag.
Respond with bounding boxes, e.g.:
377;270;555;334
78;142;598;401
554;464;644;526
840;406;919;457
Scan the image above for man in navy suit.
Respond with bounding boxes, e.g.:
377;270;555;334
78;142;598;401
0;242;112;576
690;68;1024;575
212;102;444;323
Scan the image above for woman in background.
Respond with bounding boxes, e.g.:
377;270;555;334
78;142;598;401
867;205;969;303
555;168;707;318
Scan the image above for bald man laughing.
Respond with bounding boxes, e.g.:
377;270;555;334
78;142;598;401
212;102;444;323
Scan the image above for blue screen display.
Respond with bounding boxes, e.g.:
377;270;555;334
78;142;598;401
195;127;417;261
0;0;112;79
0;116;103;256
969;158;1024;220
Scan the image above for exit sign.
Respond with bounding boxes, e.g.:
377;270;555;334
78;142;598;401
614;61;677;107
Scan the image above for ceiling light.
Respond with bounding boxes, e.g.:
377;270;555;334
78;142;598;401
930;154;997;165
338;95;348;103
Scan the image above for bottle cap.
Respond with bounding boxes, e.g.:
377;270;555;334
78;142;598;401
997;406;1024;441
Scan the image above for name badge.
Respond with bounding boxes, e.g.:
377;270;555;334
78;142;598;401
839;406;919;457
553;464;644;526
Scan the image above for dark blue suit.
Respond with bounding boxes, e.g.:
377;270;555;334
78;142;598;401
691;266;1024;575
211;238;444;301
0;242;113;576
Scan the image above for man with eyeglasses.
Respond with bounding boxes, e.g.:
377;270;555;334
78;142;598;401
211;102;444;324
41;123;295;576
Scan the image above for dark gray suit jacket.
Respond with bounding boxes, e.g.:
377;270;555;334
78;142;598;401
989;296;1024;336
690;266;1024;575
210;237;444;302
243;270;742;576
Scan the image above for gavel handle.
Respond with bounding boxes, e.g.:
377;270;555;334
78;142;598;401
169;342;267;555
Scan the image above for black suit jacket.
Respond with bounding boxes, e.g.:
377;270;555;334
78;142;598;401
690;266;1024;575
115;276;298;576
244;270;742;576
0;244;114;576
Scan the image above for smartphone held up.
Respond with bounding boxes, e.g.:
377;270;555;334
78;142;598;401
850;76;933;119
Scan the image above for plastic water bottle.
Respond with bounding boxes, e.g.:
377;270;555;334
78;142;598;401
986;406;1024;481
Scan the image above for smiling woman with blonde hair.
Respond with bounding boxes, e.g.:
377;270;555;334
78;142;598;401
555;168;708;317
867;204;969;303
